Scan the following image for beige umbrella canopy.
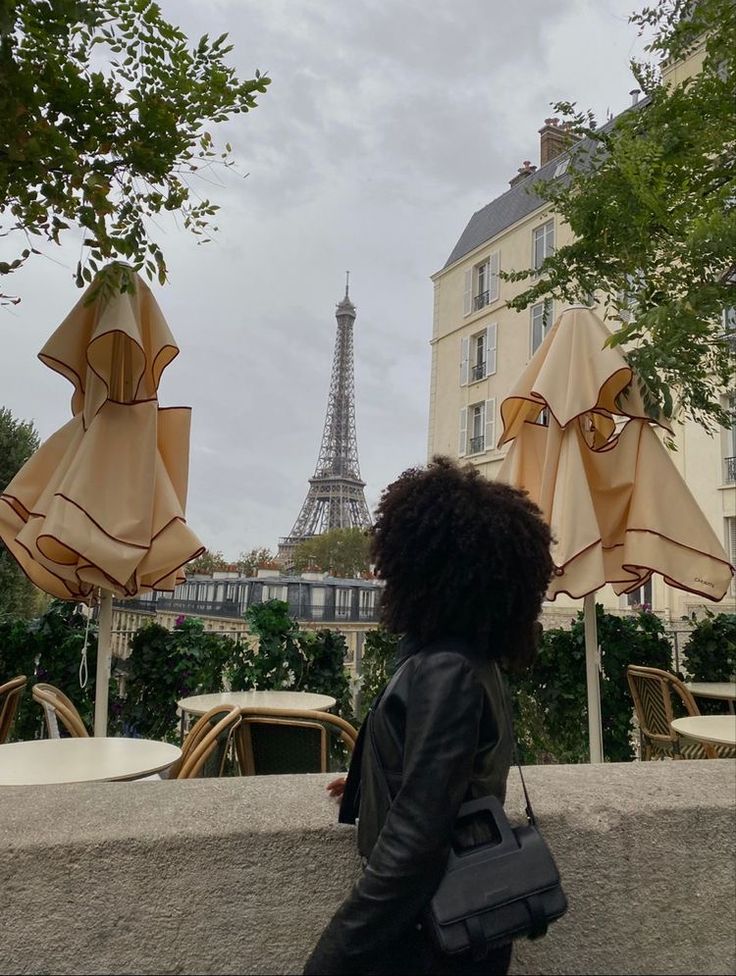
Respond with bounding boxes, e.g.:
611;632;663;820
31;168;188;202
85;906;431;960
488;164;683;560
0;269;204;732
498;306;733;760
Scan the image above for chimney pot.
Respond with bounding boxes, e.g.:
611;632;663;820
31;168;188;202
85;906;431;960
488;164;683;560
509;160;537;188
629;88;641;105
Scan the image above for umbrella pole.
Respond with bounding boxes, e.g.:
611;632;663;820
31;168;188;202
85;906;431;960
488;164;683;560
94;590;113;737
583;593;604;763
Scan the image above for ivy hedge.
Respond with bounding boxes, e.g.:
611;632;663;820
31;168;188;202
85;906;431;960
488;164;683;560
0;601;104;741
680;611;736;715
6;599;718;767
356;607;676;764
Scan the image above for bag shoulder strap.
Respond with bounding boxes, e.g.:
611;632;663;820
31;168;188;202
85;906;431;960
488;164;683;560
495;663;537;827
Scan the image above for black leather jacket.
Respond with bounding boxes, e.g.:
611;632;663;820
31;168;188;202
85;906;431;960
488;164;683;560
304;636;513;975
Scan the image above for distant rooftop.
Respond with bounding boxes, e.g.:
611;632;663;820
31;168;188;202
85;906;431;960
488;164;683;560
442;97;648;271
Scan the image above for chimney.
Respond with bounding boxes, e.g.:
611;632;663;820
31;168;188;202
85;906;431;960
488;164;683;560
509;160;537;188
629;89;641;106
538;117;571;167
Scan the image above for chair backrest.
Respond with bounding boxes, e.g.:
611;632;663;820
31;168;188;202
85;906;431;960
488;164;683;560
235;708;358;776
626;665;714;759
32;683;89;739
0;675;27;744
171;704;241;780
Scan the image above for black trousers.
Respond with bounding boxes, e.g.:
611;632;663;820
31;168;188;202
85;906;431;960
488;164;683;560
365;926;512;976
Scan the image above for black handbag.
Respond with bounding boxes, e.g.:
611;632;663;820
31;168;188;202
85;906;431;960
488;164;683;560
367;662;568;960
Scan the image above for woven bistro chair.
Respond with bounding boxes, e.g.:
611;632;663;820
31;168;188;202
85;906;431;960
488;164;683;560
169;704;241;779
32;683;89;738
626;665;735;760
235;708;358;776
0;675;27;744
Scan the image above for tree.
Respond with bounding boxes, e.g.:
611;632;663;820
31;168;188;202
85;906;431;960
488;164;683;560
0;406;42;617
0;0;270;303
184;548;228;576
236;547;277;576
506;0;736;430
292;528;372;579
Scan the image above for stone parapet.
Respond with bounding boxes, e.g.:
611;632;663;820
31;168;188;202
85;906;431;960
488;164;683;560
1;760;734;975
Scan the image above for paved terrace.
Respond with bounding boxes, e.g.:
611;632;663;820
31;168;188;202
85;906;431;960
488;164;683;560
1;760;734;975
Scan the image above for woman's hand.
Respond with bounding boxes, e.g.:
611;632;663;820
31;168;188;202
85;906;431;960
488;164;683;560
326;776;346;799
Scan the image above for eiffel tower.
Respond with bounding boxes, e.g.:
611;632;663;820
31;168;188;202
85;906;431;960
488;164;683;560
279;276;372;566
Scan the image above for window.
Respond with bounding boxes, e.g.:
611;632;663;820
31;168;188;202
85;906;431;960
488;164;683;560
532;220;554;270
359;589;375;620
727;518;736;596
262;584;287;602
464;252;500;315
553;157;569;178
530;300;553;354
460;323;497;385
471;331;486;381
459;399;496;456
468;403;485;455
311;585;325;620
724;307;736;354
725;396;736;484
335;588;351;619
626;578;653;609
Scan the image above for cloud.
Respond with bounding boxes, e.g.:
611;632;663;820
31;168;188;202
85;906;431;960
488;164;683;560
0;0;643;559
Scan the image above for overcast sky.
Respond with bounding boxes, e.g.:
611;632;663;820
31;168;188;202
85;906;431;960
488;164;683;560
0;0;648;559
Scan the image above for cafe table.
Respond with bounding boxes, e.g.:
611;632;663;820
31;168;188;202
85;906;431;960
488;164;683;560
685;682;736;714
177;690;337;720
0;737;182;786
670;716;736;749
176;691;339;769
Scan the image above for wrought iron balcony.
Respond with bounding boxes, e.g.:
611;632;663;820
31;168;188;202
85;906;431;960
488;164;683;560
468;435;485;455
724;456;736;484
471;361;486;382
473;290;490;311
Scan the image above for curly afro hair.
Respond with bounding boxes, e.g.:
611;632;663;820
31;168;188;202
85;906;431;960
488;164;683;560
371;455;553;668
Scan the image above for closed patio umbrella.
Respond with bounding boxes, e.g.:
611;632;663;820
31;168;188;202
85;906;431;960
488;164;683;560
0;267;203;734
498;306;733;762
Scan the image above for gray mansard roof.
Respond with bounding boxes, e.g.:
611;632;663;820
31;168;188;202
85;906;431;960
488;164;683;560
443;100;648;271
443;158;558;270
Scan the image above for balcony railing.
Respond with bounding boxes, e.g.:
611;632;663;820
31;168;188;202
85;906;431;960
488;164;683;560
471;361;486;381
114;597;382;625
468;434;485;455
473;290;489;311
724;456;736;484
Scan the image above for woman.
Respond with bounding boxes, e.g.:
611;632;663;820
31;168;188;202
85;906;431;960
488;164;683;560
304;456;553;976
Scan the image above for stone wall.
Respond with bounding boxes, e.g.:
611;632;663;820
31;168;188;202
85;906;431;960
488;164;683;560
1;760;734;975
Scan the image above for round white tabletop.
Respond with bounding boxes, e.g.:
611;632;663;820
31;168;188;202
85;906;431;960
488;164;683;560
177;690;337;717
0;737;182;786
685;682;736;701
671;716;736;748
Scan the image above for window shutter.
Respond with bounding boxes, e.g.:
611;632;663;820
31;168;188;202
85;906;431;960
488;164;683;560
458;407;468;457
463;269;472;316
486;323;497;376
489;251;500;303
485;398;496;452
460;335;470;386
545;299;554;338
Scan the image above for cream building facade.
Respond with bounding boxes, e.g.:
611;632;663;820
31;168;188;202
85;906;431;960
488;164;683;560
428;97;735;626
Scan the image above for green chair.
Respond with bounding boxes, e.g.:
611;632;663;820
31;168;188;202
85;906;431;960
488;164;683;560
235;708;358;776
